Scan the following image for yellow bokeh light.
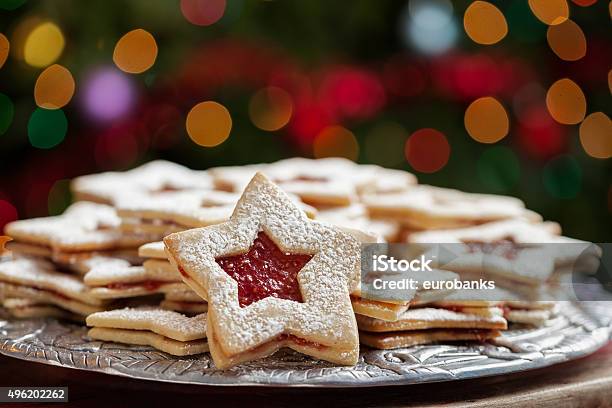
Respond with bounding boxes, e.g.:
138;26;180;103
24;22;64;68
248;87;293;131
546;20;587;61
113;29;158;74
545;78;586;125
34;64;75;109
464;97;509;144
186;101;232;147
528;0;569;25
0;33;9;69
579;112;612;159
313;126;359;161
463;1;508;45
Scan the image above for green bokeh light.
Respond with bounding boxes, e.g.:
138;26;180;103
0;93;14;135
477;146;520;193
27;108;68;149
543;155;582;199
47;179;72;215
0;0;27;11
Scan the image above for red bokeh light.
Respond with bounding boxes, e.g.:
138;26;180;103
517;105;567;160
0;199;18;230
404;128;451;173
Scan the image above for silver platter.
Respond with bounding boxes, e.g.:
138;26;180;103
0;302;610;387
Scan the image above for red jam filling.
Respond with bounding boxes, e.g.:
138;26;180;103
215;231;312;307
277;333;326;350
105;280;167;291
177;265;190;279
462;238;520;260
29;285;71;301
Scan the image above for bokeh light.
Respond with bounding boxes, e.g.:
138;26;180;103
463;1;508;45
23;21;64;68
405;128;450;173
546;20;587;61
0;199;18;230
608;69;612;94
113;29;158;74
0;0;26;11
545;78;586;125
0;33;9;69
95;130;139;169
186;101;232;147
543;155;581;199
313;125;359;161
364;122;407;167
402;0;458;55
579;112;612;159
528;0;569;25
464;97;509;144
34;64;75;109
47;179;72;215
27;108;67;149
571;0;597;6
248;87;293;131
180;0;226;26
517;105;566;159
82;67;136;122
477;146;520;192
0;93;14;135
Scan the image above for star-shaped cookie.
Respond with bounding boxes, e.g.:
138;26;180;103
164;173;361;368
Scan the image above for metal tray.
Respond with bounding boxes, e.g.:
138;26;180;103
0;302;610;387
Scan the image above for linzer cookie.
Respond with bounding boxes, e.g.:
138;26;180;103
411;219;591;286
160;287;208;314
358;307;506;349
164;172;361;368
363;185;532;230
84;259;186;299
4;202;157;253
87;308;208;356
0;258;107;316
71;160;213;205
2;297;82;321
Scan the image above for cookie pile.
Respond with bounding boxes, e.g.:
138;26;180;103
0;158;592;368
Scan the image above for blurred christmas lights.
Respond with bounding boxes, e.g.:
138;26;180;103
81;67;136;122
0;33;8;69
402;0;458;55
180;0;226;26
546;20;587;61
113;29;158;74
528;0;569;25
579;112;612;159
0;199;18;230
405;128;450;173
249;87;293;132
313;126;359;161
34;64;75;109
545;78;586;125
27;108;67;149
364;122;407;167
477;146;520;192
543;155;582;199
23;21;64;68
464;96;509;144
185;101;232;147
463;1;508;45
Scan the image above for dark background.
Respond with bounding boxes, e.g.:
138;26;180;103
0;0;610;240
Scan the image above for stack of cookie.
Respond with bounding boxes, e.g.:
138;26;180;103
0;202;160;321
1;157;594;365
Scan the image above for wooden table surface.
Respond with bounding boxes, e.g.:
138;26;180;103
1;341;611;407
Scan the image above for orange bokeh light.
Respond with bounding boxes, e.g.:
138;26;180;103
579;112;612;159
0;33;8;69
463;1;508;45
34;64;75;109
113;29;158;74
528;0;569;25
546;78;586;125
313;126;359;161
547;20;586;61
405;128;450;173
464;97;509;144
249;87;293;132
186;101;232;147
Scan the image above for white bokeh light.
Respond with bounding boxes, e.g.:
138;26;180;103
401;0;458;55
